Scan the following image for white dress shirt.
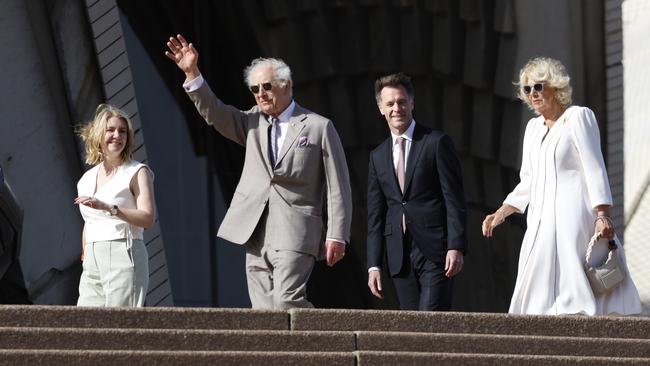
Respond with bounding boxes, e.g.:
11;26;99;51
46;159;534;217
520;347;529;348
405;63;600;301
391;120;415;171
270;101;296;163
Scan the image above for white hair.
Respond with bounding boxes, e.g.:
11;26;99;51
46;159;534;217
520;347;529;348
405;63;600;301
516;57;572;112
243;57;292;89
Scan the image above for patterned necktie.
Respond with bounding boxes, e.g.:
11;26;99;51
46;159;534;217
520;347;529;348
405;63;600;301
397;137;406;232
270;117;279;166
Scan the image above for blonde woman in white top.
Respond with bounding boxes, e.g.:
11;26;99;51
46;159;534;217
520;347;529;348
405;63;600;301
74;104;155;307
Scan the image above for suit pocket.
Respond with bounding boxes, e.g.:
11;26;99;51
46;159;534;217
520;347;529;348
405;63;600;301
125;244;135;267
269;205;323;257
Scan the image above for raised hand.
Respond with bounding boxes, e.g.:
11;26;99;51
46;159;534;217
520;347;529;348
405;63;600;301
165;34;200;80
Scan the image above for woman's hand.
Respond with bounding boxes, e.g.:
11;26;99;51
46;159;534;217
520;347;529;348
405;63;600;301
595;216;615;239
482;205;516;237
482;211;505;237
74;196;109;212
594;205;615;239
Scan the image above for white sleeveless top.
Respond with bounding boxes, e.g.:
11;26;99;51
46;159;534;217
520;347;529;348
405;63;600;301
77;160;152;242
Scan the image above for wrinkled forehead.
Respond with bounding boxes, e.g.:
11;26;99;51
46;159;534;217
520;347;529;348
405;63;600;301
249;65;274;84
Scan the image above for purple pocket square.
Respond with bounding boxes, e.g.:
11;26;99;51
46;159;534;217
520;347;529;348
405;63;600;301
297;136;309;147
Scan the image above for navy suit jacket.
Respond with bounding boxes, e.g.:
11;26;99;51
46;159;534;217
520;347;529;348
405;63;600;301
367;123;467;276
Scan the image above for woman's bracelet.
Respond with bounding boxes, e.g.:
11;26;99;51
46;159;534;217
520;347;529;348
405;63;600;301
594;215;613;225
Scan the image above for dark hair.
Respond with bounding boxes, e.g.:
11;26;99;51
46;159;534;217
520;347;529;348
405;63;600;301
374;72;415;104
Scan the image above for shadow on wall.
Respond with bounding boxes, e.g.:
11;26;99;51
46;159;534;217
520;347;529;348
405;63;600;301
0;165;29;303
0;166;83;305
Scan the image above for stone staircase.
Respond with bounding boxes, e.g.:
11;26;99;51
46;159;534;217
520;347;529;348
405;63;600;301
0;305;649;365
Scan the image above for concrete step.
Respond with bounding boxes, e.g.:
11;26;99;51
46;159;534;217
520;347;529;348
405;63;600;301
0;327;354;352
0;350;354;366
0;305;287;330
355;351;650;366
3;305;649;365
290;308;650;339
1;348;647;366
356;331;650;358
3;326;648;359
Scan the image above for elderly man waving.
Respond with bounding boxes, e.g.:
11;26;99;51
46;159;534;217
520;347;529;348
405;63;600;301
165;35;352;309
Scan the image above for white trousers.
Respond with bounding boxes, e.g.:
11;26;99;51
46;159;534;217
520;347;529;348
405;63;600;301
77;238;148;307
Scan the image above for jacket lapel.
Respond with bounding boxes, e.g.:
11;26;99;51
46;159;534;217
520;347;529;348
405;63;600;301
275;104;307;166
259;114;273;173
382;137;402;197
403;124;425;195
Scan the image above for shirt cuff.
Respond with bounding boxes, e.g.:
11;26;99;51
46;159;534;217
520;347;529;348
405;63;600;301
368;267;380;273
326;237;345;245
183;74;204;92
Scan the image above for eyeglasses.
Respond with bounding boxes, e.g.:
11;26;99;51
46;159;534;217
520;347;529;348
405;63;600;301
249;82;273;94
522;83;544;95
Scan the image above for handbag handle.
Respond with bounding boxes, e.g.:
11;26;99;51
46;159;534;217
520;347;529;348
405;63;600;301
585;234;617;264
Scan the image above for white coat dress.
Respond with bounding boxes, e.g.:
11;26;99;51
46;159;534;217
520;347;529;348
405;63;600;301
504;106;641;315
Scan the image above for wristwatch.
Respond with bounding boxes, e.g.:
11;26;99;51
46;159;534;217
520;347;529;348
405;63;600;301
109;205;118;216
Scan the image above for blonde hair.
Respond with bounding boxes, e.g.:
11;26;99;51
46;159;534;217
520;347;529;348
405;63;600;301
78;104;134;165
516;57;572;112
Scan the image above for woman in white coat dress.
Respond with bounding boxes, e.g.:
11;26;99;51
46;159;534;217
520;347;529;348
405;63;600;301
482;57;641;315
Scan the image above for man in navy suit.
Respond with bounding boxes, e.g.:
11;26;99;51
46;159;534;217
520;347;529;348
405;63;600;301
367;73;467;310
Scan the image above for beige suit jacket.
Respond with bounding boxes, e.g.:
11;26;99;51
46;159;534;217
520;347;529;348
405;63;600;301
188;82;352;258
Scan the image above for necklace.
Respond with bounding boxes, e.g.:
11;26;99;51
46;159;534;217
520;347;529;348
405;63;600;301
100;162;119;178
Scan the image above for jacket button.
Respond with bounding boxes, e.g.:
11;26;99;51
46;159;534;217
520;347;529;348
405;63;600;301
402;201;406;206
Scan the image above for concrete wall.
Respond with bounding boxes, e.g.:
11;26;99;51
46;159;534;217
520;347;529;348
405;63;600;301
0;0;103;303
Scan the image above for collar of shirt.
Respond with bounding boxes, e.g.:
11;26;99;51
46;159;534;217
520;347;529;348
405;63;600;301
269;100;296;124
391;120;416;146
391;120;416;170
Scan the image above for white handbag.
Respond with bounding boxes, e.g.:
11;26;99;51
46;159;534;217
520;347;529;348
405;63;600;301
584;234;625;294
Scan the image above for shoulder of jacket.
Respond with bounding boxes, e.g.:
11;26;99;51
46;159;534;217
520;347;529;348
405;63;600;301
298;106;330;126
571;105;593;117
370;137;392;156
417;126;445;145
245;105;261;116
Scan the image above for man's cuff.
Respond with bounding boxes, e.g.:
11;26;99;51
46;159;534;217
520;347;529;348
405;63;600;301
326;237;345;245
368;267;380;273
183;74;204;92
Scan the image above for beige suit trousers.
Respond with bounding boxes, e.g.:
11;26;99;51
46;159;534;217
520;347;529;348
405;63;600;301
245;211;315;309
